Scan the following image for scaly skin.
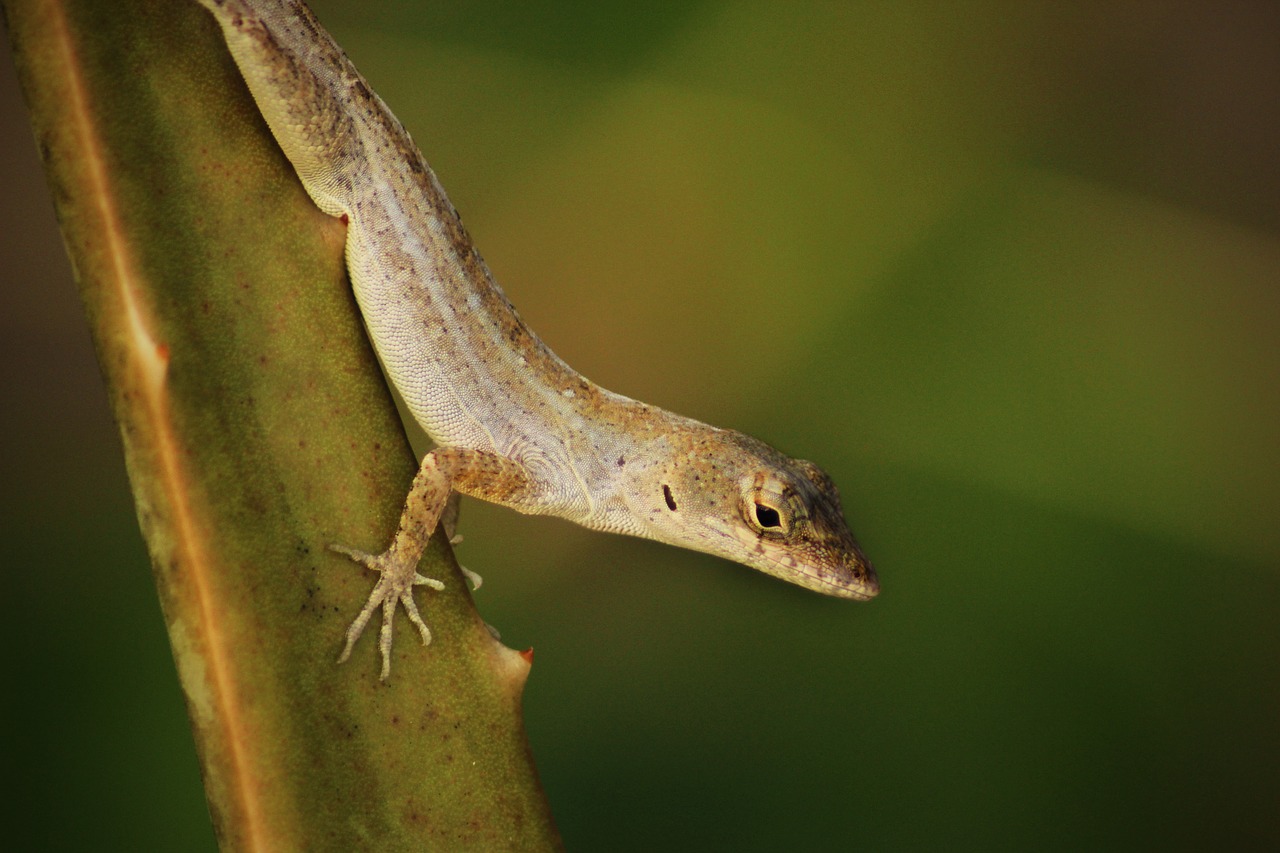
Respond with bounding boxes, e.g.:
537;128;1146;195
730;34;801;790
196;0;878;679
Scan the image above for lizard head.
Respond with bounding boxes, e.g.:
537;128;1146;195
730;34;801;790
644;428;879;600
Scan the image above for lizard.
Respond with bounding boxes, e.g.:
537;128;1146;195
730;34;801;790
195;0;879;680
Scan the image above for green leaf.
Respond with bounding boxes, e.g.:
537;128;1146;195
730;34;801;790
4;0;560;848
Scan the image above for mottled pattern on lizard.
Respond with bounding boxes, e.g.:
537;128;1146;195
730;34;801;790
197;0;878;679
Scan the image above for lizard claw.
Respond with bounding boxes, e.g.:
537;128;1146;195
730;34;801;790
459;564;483;591
330;543;445;680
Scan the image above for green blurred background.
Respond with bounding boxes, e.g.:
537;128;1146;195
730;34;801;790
3;0;1277;848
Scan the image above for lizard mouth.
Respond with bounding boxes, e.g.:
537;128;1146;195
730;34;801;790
687;522;881;600
790;559;879;600
739;536;879;600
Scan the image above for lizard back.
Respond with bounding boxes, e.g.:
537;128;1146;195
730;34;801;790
202;0;588;456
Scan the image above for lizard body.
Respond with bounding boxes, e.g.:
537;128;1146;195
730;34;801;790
196;0;877;678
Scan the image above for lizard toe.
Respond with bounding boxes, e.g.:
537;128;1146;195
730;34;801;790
331;542;444;679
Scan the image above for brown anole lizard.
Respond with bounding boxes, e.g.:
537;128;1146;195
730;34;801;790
196;0;878;679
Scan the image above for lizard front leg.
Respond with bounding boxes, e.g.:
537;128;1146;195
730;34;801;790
332;446;537;680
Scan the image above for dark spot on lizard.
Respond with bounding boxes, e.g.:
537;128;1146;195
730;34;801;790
663;485;677;511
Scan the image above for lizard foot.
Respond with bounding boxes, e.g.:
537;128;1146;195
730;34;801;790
330;543;445;681
459;564;483;590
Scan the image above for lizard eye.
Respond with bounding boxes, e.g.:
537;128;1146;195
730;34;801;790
744;495;792;537
755;503;781;528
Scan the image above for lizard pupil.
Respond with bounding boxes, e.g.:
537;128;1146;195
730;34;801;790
663;485;678;511
755;504;781;528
